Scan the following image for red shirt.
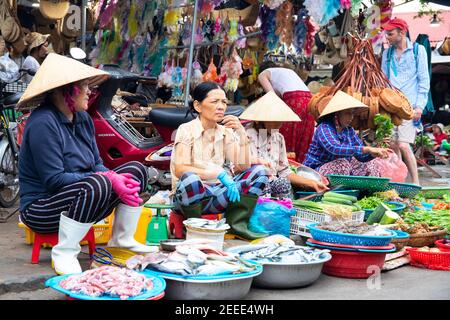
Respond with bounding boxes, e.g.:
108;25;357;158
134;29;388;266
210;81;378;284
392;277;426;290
434;132;448;146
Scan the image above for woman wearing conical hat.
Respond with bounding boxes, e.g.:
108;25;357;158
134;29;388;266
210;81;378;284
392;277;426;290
257;61;314;164
240;91;329;198
17;53;157;276
304;91;391;176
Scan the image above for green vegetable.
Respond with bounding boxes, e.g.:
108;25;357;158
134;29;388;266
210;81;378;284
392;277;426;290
374;114;394;148
443;194;450;204
356;196;384;210
366;203;390;225
321;201;360;212
293;200;324;213
379;210;400;225
323;192;357;203
403;210;450;234
415;135;433;148
321;196;354;206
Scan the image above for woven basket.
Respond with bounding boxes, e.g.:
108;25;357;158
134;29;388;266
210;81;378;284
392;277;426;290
407;228;448;247
391;237;410;251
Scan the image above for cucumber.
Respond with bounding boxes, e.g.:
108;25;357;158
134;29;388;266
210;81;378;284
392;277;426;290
324;192;357;203
366;203;390;225
380;210;400;225
321;195;354;206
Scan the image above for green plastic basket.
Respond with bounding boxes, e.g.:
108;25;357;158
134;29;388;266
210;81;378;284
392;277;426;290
387;182;422;198
419;186;450;199
326;175;391;192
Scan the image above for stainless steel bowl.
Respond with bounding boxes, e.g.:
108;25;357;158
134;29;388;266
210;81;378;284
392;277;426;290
159;239;185;252
162;272;262;300
252;257;331;289
228;245;332;289
296;166;323;183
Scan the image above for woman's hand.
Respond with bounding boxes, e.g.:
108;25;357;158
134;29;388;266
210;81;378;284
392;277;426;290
307;180;330;193
365;147;391;159
221;115;245;132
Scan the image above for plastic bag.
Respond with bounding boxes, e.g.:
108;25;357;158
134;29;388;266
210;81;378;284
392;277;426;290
373;152;408;183
249;198;296;237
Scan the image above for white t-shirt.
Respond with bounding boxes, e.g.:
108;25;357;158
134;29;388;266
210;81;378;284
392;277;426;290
264;67;309;95
22;55;40;83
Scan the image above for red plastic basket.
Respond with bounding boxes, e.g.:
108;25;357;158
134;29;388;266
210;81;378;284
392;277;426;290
307;238;395;251
435;240;450;252
407;248;450;271
322;250;387;279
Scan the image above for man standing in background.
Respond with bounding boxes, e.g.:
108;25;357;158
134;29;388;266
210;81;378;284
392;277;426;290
381;18;430;185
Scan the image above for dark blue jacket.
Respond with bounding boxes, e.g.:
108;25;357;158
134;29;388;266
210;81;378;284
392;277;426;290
19;104;108;212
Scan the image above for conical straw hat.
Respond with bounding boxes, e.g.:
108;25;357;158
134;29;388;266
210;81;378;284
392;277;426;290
239;91;301;122
319;90;368;118
17;53;109;109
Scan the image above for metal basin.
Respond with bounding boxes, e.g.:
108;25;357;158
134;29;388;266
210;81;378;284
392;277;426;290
296;166;323;183
142;263;262;300
228;245;332;289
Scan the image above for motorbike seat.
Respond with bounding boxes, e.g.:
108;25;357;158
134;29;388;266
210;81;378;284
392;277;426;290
147;105;244;129
0;92;23;106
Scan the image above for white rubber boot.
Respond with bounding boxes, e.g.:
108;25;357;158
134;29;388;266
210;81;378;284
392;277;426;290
51;213;93;275
108;203;158;253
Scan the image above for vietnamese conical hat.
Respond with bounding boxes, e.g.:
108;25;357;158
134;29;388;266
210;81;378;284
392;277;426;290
17;53;109;109
239;91;301;122
39;0;70;20
319;90;368;118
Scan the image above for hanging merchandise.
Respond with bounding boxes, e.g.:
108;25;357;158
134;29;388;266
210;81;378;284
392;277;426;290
294;9;307;53
128;2;139;39
351;0;363;16
304;0;341;26
341;0;351;9
146;37;168;77
99;0;117;29
275;1;294;46
304;14;315;56
164;8;181;46
228;18;239;41
172;65;184;97
181;17;192;46
235;17;247;49
218;57;229;86
203;58;219;82
224;48;243;93
260;5;279;51
213;15;222;42
202;17;215;43
191;59;204;89
365;1;392;55
263;0;285;10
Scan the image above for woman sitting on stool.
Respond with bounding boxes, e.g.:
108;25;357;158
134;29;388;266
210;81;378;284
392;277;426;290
18;53;156;275
170;82;269;240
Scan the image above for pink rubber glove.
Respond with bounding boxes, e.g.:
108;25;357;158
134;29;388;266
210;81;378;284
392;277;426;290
97;171;143;206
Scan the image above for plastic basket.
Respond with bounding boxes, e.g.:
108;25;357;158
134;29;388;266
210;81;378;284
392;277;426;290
2;81;28;93
387;182;422;198
407;247;450;271
419;187;450;199
435;240;450;252
322;250;388;278
185;225;229;250
290;207;364;237
327;175;390;192
307;223;395;246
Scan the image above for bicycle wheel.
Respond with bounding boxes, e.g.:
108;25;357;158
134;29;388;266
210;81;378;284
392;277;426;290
0;144;19;207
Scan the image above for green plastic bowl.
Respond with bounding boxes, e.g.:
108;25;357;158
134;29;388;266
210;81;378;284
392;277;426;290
419;186;450;199
327;175;391;192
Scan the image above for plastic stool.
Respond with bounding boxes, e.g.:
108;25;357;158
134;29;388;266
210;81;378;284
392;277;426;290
31;228;96;264
169;212;222;239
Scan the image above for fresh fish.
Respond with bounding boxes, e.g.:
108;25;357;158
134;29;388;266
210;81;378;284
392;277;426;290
125;255;144;270
153;261;193;276
196;260;240;276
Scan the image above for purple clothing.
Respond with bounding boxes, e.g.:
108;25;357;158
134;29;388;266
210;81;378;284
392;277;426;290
304;122;373;170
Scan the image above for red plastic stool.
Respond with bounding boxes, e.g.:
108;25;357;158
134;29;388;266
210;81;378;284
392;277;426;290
169;212;221;239
31;227;96;264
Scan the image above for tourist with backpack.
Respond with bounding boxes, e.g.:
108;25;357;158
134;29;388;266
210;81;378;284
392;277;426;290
381;18;430;185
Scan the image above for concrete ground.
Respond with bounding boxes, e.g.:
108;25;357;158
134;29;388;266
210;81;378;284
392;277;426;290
0;165;449;300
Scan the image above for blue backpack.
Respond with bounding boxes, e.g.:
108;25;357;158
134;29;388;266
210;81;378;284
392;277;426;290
385;42;419;79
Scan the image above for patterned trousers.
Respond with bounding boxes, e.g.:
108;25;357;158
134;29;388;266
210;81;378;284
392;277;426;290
317;158;381;177
173;165;269;214
20;161;148;234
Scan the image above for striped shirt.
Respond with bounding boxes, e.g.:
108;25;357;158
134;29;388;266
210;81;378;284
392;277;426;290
304;122;372;170
381;39;430;110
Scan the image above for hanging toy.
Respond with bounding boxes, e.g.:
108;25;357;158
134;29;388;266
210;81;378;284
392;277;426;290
195;25;203;44
304;15;315;56
218;58;229;86
276;1;294;46
172;66;183;97
203;59;219;82
294;9;308;53
260;5;279;51
351;0;363;16
181;17;192;46
228;19;238;41
213;15;222;42
128;2;138;39
304;0;340;26
224;49;243;93
191;60;204;89
263;0;285;10
202;18;215;43
235;17;246;49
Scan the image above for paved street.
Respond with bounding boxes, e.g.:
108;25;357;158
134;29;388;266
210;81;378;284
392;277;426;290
0;166;449;300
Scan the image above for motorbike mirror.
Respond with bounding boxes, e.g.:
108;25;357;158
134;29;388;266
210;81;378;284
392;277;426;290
70;47;87;60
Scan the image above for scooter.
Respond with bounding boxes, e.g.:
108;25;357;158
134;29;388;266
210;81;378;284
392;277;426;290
88;64;244;191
